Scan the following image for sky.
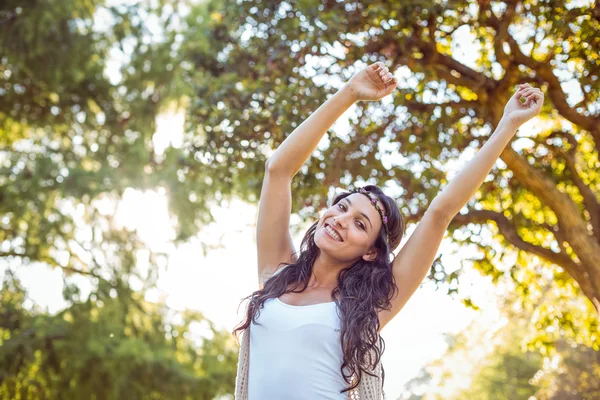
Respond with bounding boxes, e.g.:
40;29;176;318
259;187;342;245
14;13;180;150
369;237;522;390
0;2;579;398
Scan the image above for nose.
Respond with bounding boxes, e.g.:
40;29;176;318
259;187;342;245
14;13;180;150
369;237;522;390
332;216;346;229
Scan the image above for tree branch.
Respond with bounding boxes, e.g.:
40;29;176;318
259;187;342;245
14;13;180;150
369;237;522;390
412;36;496;92
481;6;600;151
404;100;479;115
503;33;600;153
451;210;576;268
527;130;600;239
546;132;600;239
500;146;600;293
450;209;600;312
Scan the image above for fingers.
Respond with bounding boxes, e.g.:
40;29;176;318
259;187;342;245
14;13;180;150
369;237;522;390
371;61;385;70
516;83;542;95
373;62;389;77
375;63;396;84
376;64;389;76
516;83;535;92
381;71;395;83
517;85;543;107
518;88;540;99
370;62;397;91
516;84;542;96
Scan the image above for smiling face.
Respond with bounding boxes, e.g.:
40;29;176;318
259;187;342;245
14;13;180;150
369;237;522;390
315;193;387;263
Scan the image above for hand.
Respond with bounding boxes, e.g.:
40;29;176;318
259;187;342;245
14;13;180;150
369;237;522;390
502;83;544;128
343;61;397;102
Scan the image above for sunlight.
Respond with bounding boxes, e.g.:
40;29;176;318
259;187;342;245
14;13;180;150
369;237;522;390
115;188;176;250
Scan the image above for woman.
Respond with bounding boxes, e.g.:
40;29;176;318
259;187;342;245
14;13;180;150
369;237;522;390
233;61;544;399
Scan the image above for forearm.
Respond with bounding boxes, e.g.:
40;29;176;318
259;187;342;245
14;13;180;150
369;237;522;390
266;85;357;177
430;117;519;217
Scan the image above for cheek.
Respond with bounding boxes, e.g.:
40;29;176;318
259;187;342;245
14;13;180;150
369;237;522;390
348;228;369;245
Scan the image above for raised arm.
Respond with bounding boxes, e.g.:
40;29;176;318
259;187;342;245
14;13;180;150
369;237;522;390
378;83;545;331
258;87;356;282
258;62;397;286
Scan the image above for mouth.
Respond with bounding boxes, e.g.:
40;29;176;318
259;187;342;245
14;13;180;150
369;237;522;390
324;223;343;242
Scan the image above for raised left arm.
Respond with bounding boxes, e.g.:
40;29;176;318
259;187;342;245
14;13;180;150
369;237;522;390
378;84;544;331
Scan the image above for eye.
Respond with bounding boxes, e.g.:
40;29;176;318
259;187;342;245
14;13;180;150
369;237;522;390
338;203;366;231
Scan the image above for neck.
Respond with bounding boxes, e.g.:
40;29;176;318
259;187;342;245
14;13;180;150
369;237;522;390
310;252;354;288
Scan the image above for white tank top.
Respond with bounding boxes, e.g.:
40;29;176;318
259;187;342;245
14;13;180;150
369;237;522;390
247;297;349;399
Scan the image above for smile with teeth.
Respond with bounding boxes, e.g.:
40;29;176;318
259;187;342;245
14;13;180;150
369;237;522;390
325;224;342;242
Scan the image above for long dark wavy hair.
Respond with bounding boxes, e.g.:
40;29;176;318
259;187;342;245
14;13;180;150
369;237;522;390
232;184;405;394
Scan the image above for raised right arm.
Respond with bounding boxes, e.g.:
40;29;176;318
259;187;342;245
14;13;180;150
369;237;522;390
256;63;397;286
256;86;357;287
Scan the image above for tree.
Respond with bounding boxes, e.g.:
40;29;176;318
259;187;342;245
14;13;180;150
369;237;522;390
532;340;600;399
456;340;541;400
401;273;600;399
0;0;203;273
0;1;238;398
0;271;238;400
175;0;600;346
402;312;542;399
3;0;599;395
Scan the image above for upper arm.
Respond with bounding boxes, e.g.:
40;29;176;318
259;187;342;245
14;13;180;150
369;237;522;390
256;163;298;288
378;208;451;332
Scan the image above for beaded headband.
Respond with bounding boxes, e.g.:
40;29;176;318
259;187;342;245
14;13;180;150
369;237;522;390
349;187;390;245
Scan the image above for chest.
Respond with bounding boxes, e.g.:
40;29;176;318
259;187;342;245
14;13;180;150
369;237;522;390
279;285;337;306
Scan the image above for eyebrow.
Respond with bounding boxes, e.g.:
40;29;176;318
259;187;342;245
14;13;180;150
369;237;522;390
343;198;372;230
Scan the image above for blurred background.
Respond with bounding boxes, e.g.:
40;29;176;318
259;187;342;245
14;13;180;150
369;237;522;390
1;0;599;399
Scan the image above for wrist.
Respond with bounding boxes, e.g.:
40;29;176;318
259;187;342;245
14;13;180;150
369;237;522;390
499;116;520;132
339;83;360;103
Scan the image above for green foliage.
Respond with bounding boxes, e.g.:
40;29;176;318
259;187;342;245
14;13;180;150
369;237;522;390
2;0;600;397
533;342;600;400
0;271;238;400
401;288;600;399
0;1;237;398
175;0;600;350
455;346;541;400
402;314;543;400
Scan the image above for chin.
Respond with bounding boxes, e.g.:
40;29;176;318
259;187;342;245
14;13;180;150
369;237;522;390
314;228;326;248
313;226;329;247
315;226;342;250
